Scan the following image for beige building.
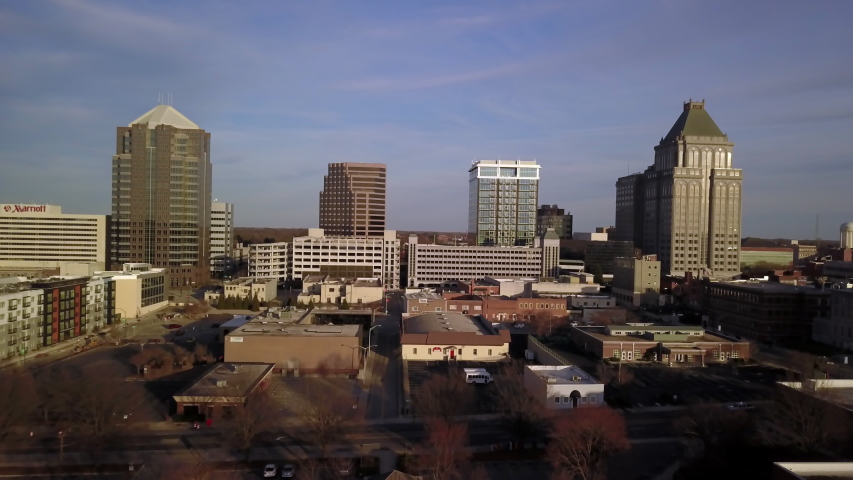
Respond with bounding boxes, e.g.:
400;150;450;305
300;276;383;306
210;201;234;277
407;230;559;288
251;229;400;288
224;314;362;375
173;362;275;419
615;101;742;278
612;255;661;307
111;105;212;288
0;204;108;272
319;163;386;237
95;263;168;319
401;312;510;361
223;277;277;303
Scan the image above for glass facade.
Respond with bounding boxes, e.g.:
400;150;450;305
468;161;539;246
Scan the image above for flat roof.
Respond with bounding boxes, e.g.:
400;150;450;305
176;363;274;399
405;292;444;300
403;312;488;335
574;325;746;344
526;365;600;385
711;281;828;295
220;315;253;329
775;462;853;479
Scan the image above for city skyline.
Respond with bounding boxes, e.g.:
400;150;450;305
1;1;853;238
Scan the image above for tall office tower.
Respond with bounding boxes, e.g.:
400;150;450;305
111;105;212;288
210;201;234;278
468;160;540;246
536;204;573;239
319;163;386;237
614;100;742;278
614;173;645;244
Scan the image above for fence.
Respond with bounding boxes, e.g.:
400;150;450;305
528;336;570;366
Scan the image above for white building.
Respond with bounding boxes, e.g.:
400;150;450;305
0;204;108;272
468;160;540;247
95;263;168;319
222;277;277;303
0;281;44;359
523;365;604;409
210;201;234;277
401;312;510;361
249;229;400;288
573;232;609;241
299;276;384;306
407;230;559;288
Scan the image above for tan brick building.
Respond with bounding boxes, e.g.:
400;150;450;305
319;163;386;237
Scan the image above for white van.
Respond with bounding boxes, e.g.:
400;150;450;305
464;368;493;384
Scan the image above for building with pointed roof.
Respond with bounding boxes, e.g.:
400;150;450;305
111;104;213;287
614;100;743;279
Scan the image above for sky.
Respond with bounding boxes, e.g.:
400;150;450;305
1;0;852;239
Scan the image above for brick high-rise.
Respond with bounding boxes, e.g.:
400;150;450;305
111;105;212;288
614;100;742;278
319;163;387;237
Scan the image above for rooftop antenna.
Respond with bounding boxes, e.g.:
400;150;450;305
158;92;162;105
816;213;821;252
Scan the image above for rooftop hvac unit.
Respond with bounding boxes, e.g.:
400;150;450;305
572;376;582;382
546;376;557;384
216;380;227;387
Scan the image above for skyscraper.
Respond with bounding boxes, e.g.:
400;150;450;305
468;160;540;246
111;105;212;288
536;204;573;239
614;100;742;278
319;163;386;237
210;201;234;278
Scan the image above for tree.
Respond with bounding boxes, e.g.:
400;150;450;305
0;370;36;443
413;369;474;422
493;361;547;448
673;402;751;465
768;382;849;454
340;299;350;310
547;407;630;480
129;349;155;375
225;388;279;463
415;419;470;480
590;264;604;285
296;382;360;455
193;343;214;364
251;293;261;311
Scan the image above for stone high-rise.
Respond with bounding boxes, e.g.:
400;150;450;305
319;163;387;237
111;105;212;288
615;100;742;278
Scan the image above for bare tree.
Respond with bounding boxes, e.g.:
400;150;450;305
413;369;474;422
224;387;279;463
296;459;329;480
0;370;36;442
129;349;155;375
140;457;213;480
193;343;214;364
493;361;547;448
547;408;630;480
673;402;750;462
182;301;211;320
416;419;470;480
768;382;849;454
296;381;360;455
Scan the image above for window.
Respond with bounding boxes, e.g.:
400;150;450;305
419;298;428;304
581;397;588;403
413;348;417;355
590;395;597;403
412;306;419;312
562;396;569;404
435;307;442;312
449;305;457;310
554;396;560;404
731;351;739;359
613;350;621;358
488;349;492;355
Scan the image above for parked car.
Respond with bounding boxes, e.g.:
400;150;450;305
280;464;296;478
726;402;756;411
513;323;525;329
263;464;277;478
166;323;182;329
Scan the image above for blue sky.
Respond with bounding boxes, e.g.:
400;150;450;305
1;0;852;239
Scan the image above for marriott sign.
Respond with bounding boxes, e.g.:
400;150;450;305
0;204;60;214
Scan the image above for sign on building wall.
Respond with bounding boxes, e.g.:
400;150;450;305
229;336;243;343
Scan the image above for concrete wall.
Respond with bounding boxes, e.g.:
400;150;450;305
402;342;508;361
224;335;361;374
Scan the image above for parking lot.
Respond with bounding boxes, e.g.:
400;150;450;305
622;363;781;407
406;360;506;415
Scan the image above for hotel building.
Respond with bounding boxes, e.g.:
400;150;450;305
0;204;108;274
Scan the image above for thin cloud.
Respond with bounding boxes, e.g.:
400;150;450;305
437;14;498;26
337;63;526;91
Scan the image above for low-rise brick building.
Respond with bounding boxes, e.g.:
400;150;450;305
570;324;751;365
